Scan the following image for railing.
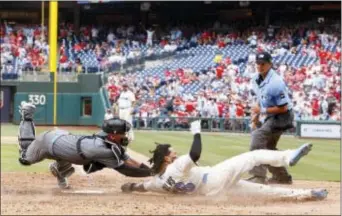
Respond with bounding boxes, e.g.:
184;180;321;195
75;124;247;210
132;116;297;135
0;45;193;82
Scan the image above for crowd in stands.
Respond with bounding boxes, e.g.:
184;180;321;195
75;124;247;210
1;19;340;123
105;19;341;125
0;23;49;78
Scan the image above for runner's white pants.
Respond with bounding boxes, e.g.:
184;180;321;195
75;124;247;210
199;149;312;199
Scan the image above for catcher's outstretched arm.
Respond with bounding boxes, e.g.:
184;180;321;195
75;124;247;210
115;164;152;177
124;157;150;169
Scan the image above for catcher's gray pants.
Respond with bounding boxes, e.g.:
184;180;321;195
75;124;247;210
24;130;76;176
249;116;291;180
24;131;54;163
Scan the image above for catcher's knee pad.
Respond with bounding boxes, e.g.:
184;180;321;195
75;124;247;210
50;161;75;178
18;120;36;152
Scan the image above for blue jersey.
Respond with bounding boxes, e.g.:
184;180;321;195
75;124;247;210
252;69;293;114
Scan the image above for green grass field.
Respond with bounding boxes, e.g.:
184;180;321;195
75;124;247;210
1;123;340;181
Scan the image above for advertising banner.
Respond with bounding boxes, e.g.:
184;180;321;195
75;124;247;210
300;123;341;139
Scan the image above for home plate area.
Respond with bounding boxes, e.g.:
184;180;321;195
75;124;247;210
1;170;340;215
60;189;105;194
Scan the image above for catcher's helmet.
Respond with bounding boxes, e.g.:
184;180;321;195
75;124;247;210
97;117;131;137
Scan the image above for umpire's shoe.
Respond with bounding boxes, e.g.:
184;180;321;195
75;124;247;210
49;163;75;189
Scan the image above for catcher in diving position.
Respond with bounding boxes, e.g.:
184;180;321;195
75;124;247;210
121;120;328;200
17;101;152;189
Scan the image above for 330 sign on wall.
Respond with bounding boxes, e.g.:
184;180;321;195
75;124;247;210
28;94;46;106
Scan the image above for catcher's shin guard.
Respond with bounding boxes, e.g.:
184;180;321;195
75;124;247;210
19;101;36;121
49;161;75;189
17;101;36;162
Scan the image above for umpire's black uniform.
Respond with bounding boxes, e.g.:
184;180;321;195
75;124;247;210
248;52;294;184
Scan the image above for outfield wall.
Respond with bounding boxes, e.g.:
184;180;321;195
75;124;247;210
1;73;107;126
1;73;340;139
131;117;340;139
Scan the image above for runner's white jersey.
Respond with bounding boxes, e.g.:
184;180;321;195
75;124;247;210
143;155;210;194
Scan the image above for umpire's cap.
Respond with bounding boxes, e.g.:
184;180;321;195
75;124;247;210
256;51;272;64
97;117;131;137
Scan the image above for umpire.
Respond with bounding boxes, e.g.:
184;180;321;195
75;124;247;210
247;51;294;184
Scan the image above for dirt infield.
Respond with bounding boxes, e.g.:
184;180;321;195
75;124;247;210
1;170;340;215
1;135;340;215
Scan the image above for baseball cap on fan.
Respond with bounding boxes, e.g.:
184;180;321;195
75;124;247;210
256;52;272;64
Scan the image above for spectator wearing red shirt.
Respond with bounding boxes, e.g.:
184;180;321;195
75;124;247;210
17;31;24;45
295;70;305;82
308;31;317;43
164;69;172;78
185;101;195;113
311;97;320;120
11;46;19;57
334;90;341;102
83;27;90;41
235;100;244;118
159;97;166;107
59;54;68;64
32;47;40;57
235;76;243;84
181;76;190;85
34;28;40;37
108;84;119;104
201;31;209;40
217;38;225;49
0;25;4;38
318;49;328;64
73;43;82;53
176;68;184;78
224;57;231;65
32;58;39;67
160;38;168;47
217;102;225;117
59;45;66;56
216;64;224;79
